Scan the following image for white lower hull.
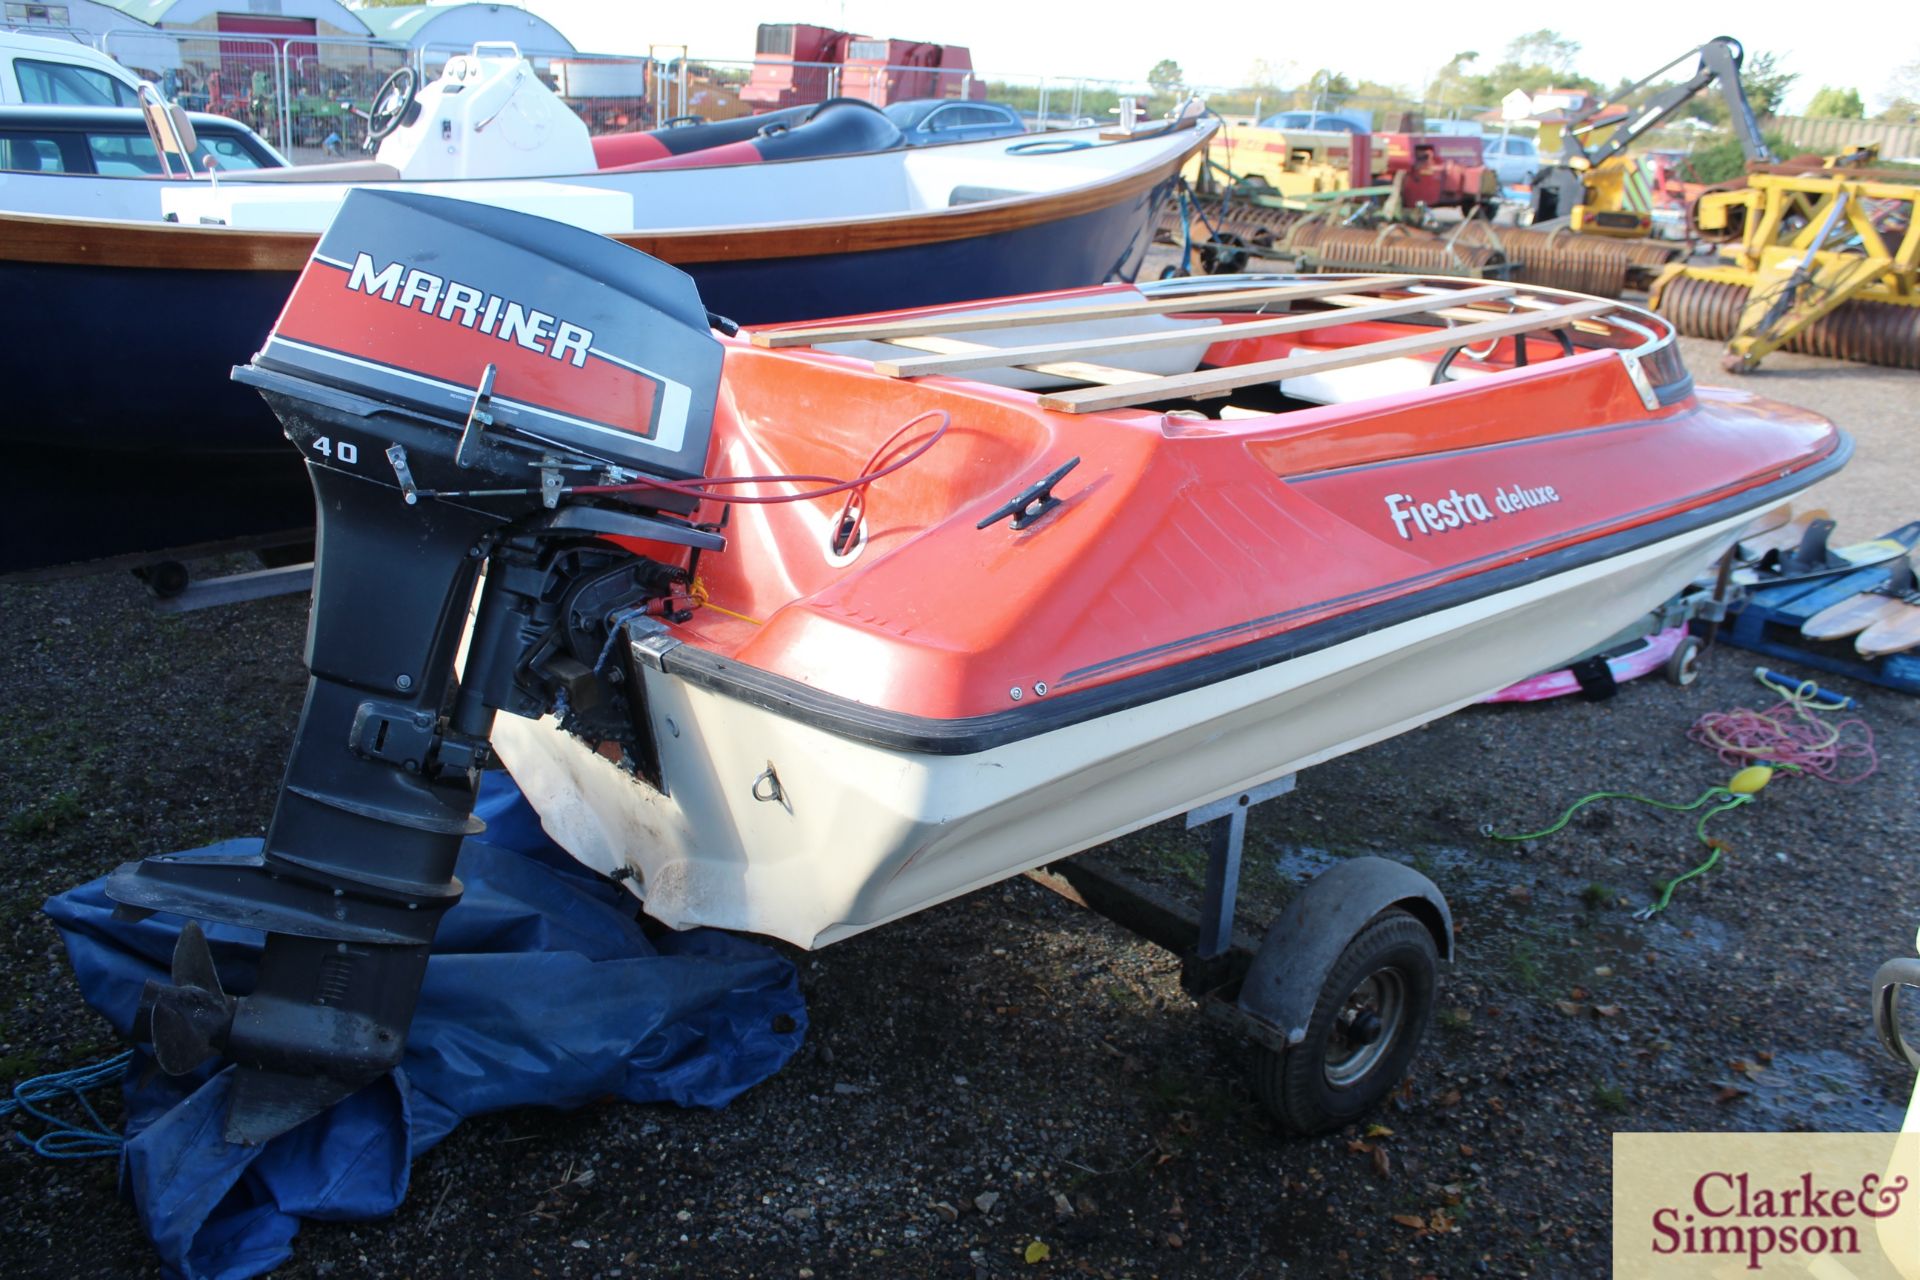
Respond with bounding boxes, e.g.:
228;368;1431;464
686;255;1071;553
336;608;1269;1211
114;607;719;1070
492;508;1756;948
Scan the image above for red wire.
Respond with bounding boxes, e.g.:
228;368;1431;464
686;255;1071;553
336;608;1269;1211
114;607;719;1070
572;409;951;507
832;408;951;537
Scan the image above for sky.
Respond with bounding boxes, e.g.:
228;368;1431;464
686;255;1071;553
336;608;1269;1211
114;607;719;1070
518;0;1914;115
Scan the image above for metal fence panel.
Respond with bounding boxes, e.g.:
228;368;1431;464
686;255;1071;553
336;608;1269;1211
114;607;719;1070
285;39;410;156
79;34;1550;167
419;44;655;136
1772;115;1920;161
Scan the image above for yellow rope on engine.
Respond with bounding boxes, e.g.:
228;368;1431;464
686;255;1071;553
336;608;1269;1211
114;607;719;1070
690;578;763;626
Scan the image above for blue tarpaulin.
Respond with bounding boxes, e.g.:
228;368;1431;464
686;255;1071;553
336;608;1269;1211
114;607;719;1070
44;775;807;1280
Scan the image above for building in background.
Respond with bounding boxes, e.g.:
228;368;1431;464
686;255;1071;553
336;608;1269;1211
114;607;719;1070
354;4;574;70
0;1;585;147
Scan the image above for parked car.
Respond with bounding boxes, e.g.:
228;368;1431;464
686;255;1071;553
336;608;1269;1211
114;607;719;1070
1255;109;1369;134
1;30;142;107
0;104;286;175
1483;132;1542;193
883;98;1025;145
1017;109;1096;131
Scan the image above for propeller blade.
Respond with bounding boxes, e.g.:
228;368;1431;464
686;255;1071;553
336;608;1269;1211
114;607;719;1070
142;922;238;1076
169;920;225;997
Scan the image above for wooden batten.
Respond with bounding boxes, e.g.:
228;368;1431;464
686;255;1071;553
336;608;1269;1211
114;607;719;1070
1035;299;1617;413
870;283;1517;378
743;276;1406;348
874;334;1156;386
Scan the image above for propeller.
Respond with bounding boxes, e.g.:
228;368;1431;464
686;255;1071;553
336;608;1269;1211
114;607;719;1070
141;921;236;1077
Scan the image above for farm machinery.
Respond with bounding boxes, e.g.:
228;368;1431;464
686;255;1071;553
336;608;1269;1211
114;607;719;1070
1528;36;1773;239
1652;162;1920;371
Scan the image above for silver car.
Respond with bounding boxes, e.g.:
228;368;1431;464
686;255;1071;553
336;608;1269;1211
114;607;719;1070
1483;133;1541;192
883;99;1026;145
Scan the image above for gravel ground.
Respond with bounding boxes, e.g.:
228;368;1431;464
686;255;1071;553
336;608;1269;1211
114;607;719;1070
0;308;1915;1278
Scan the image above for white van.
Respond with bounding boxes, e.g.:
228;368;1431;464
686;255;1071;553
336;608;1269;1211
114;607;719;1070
0;30;142;107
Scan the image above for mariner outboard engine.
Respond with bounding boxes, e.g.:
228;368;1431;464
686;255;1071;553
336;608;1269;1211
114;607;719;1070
107;189;726;1143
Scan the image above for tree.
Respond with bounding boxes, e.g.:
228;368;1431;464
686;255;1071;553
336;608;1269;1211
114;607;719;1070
1147;59;1184;93
1302;68;1355;109
1739;50;1797;117
1425;51;1481;113
1805;85;1864;118
1876;57;1920;121
1457;31;1598;109
1503;29;1582;79
1687;49;1794;127
1245;58;1289;91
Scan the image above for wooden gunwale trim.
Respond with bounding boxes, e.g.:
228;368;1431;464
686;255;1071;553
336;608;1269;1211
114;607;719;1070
0;128;1208;273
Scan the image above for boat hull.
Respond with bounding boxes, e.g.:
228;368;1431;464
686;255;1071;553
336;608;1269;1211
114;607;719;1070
492;502;1771;949
0;178;1170;575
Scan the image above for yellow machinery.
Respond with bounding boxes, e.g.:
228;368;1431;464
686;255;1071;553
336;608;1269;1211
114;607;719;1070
1651;167;1920;371
1565;158;1659;237
1530;36;1771;239
1182;124;1371;203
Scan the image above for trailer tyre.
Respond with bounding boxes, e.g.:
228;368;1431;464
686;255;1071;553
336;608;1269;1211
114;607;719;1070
1252;908;1436;1134
1664;634;1703;687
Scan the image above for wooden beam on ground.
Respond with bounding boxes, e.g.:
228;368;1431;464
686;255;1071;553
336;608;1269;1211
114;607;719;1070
872;284;1516;377
742;276;1407;347
1035;298;1617;413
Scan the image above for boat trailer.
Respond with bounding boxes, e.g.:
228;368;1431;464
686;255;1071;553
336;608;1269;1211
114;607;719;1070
1029;773;1453;1133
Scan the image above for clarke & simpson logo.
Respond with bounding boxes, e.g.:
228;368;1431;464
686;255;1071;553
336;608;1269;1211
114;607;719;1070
1647;1169;1909;1270
1614;1132;1918;1279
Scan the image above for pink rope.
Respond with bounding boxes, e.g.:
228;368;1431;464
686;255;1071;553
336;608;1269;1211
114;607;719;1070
1688;699;1878;785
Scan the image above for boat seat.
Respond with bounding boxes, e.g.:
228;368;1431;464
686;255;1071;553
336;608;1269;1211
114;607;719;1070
1279;354;1493;406
228;160;403;184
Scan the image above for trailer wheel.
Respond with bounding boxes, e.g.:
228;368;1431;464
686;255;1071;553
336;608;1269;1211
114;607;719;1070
1252;909;1436;1134
1664;635;1703;687
133;560;190;600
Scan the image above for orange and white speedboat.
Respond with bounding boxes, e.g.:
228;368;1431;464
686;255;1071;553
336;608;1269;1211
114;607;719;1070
108;190;1845;1142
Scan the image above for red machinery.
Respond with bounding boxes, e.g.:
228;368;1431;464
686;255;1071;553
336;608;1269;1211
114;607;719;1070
1375;133;1500;212
838;37;981;105
739;24;982;112
739;23;850;110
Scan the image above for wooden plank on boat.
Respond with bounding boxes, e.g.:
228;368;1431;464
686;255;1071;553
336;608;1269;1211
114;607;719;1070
880;334;1157;385
743;276;1406;347
871;284;1516;377
1035;299;1618;413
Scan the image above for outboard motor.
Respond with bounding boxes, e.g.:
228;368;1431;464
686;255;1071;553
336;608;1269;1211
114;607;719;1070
107;189;725;1143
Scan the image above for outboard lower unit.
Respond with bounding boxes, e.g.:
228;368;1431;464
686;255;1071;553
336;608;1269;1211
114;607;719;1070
107;190;726;1143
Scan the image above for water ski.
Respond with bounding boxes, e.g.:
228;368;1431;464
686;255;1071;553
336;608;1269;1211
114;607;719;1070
1854;565;1920;656
1732;521;1920;589
1801;557;1918;641
1735;507;1826;562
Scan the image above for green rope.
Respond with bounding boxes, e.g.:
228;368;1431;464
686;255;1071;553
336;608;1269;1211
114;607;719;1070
1633;795;1753;920
1482;786;1734;842
1484;787;1757;920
